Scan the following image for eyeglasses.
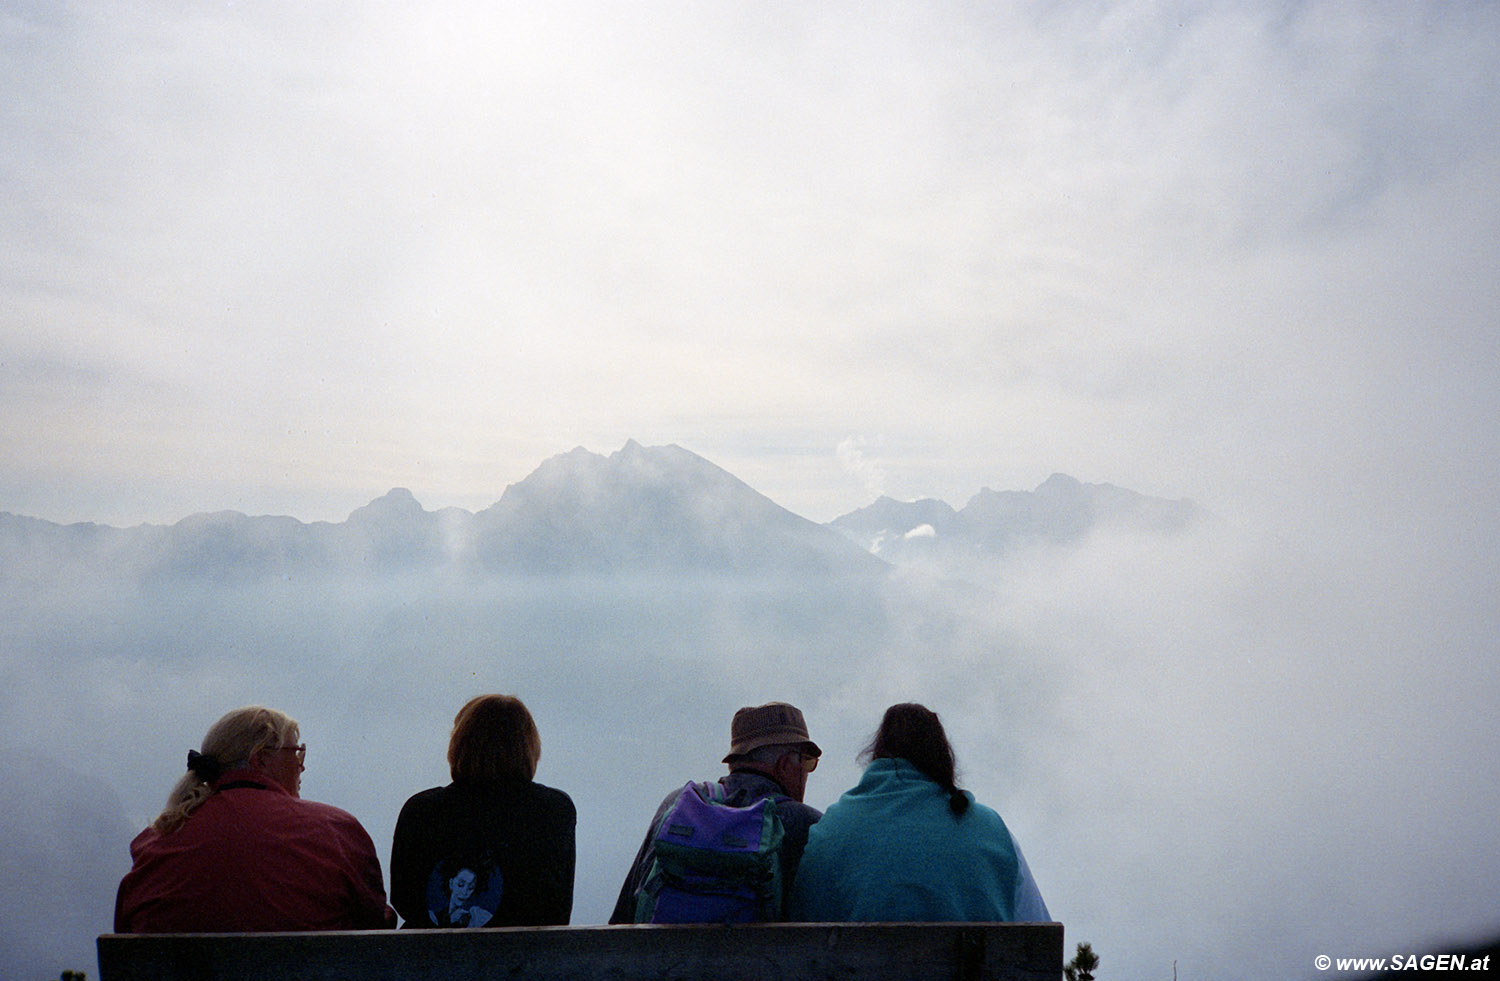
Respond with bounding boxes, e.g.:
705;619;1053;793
797;751;819;773
277;744;307;764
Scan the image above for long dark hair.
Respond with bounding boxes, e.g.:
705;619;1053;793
861;703;970;816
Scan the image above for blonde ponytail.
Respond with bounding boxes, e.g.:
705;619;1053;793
150;706;299;834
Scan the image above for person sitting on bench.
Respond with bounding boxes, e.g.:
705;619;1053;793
114;704;394;932
390;694;576;927
788;702;1049;923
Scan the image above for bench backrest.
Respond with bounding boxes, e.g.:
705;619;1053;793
98;922;1064;981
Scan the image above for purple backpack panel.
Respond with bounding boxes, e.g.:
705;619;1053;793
635;781;786;923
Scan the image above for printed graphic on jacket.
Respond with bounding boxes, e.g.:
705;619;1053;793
426;855;503;927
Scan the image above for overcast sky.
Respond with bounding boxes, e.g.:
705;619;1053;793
4;0;1496;532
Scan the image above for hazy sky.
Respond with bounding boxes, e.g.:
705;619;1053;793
5;1;1497;531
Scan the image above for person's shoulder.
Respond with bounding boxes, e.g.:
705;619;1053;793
128;825;160;856
658;780;695;808
961;792;1000;819
402;784;448;806
292;794;373;831
956;795;1013;835
774;797;822;820
527;780;577;816
292;794;356;817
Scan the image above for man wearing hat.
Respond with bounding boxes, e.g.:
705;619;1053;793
608;701;823;923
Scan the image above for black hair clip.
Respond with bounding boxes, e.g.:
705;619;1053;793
187;749;222;783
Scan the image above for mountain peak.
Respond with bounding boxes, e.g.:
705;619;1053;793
1036;473;1083;494
474;441;884;575
347;487;427;524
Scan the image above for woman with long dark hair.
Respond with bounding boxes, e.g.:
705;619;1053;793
787;703;1049;922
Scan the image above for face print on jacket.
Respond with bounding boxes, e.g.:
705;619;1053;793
426;854;503;927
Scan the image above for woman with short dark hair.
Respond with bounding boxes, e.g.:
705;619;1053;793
447;694;542;783
391;695;576;927
787;703;1049;923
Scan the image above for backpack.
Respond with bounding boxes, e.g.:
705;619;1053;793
634;780;786;924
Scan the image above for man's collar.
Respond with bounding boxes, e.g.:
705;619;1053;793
725;766;791;798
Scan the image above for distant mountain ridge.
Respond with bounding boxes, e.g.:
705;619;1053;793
0;442;884;582
0;443;1198;584
828;472;1200;563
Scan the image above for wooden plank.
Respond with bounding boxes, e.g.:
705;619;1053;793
98;922;1064;981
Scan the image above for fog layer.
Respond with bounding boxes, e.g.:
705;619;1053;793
2;457;1495;979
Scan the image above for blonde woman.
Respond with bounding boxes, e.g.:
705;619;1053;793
114;705;393;932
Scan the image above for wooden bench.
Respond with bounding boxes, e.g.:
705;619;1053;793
98;922;1064;980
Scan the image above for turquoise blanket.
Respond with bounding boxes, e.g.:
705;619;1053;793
788;757;1049;922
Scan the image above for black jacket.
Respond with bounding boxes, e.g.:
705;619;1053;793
391;778;575;927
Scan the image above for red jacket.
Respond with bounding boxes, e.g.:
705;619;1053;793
115;773;393;932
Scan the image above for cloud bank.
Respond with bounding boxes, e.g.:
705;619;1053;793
2;448;1495;978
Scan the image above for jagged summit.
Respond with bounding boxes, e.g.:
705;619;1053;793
474;442;880;575
347;487;426;523
1034;473;1082;495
